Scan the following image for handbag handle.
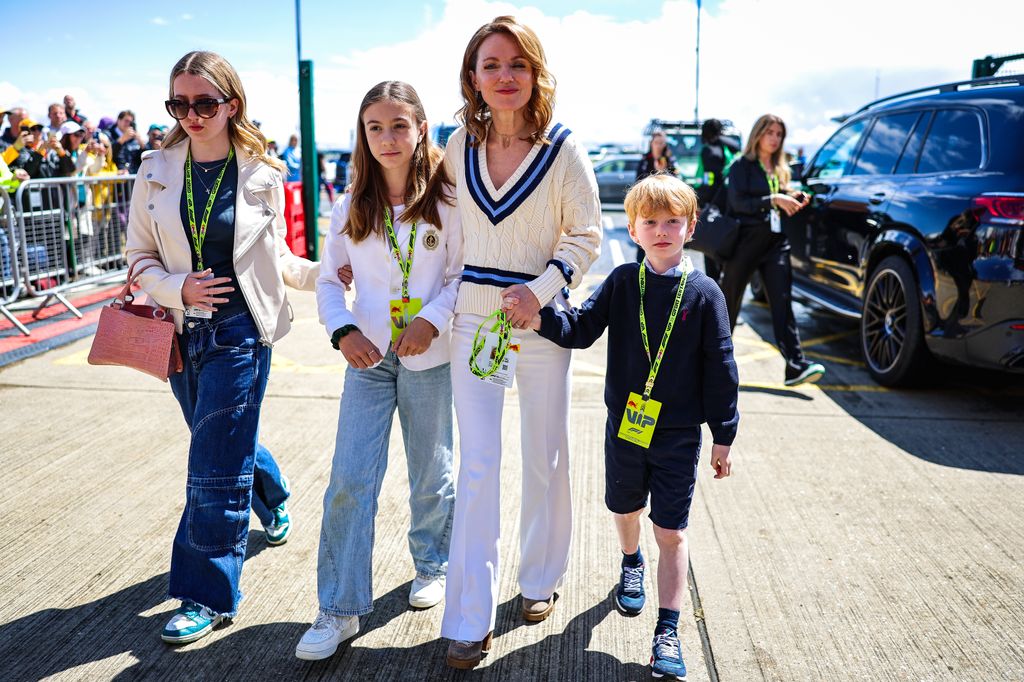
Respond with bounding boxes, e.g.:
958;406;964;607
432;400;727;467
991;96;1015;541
114;260;164;308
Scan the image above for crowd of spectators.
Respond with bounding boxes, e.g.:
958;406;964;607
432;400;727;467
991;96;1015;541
0;95;169;190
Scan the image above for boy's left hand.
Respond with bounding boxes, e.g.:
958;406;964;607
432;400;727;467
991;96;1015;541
710;444;732;479
393;317;438;357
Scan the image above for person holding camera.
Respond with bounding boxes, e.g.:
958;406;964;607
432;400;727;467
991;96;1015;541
110;110;142;172
720;114;824;387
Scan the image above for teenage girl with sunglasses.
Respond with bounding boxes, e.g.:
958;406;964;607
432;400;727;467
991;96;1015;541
295;80;461;661
125;50;318;645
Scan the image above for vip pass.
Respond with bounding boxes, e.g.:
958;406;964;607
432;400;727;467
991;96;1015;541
619;262;690;448
185;146;234;271
469;309;511;379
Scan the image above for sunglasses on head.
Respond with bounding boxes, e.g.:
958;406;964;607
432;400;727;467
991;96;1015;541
164;97;230;120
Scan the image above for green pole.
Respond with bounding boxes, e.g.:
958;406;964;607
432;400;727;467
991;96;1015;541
298;59;319;260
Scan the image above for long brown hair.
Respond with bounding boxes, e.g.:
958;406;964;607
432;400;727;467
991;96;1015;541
163;51;284;173
457;15;556;148
345;81;453;243
742;113;791;187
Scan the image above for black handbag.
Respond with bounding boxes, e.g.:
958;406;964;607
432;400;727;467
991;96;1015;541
690;196;741;261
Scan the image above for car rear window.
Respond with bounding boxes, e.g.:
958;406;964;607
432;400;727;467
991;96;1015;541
852;112;920;176
916;109;983;174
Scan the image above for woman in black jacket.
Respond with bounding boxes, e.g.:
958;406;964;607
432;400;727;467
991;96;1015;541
721;114;824;386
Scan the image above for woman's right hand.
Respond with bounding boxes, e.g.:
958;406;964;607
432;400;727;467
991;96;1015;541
337;264;353;291
772;194;805;217
180;269;234;312
338;330;381;368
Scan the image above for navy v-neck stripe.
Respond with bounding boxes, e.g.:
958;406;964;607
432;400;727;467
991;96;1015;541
465;123;571;225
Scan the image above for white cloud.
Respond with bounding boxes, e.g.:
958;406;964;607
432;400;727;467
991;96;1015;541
304;0;1024;152
150;16;168;26
181;14;193;21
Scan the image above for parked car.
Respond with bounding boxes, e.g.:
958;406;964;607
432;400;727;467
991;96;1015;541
642;119;742;185
783;74;1024;385
593;153;641;205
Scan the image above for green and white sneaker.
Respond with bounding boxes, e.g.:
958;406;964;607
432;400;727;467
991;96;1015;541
161;601;224;644
266;477;291;545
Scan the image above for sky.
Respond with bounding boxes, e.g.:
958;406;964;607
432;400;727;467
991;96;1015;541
2;0;1021;153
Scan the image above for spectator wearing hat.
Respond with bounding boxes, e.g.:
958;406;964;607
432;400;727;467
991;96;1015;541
0;107;28;151
97;116;115;135
127;124;167;173
110;110;141;172
64;95;87;125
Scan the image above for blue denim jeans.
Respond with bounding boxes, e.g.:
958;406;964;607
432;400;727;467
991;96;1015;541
167;311;289;616
318;350;455;616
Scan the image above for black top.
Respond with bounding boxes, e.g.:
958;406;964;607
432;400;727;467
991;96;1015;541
726;155;776;228
178;155;248;320
636;151;677;180
537;263;739;444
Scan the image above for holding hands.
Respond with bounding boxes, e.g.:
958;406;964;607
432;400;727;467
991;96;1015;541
499;284;541;330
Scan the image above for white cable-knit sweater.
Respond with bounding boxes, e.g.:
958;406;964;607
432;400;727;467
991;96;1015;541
444;123;602;315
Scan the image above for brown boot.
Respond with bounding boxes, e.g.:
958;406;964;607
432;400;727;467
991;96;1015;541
445;632;493;670
521;595;556;622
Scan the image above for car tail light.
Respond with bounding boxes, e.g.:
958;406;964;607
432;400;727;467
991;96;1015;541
972;195;1024;223
1012;323;1024;331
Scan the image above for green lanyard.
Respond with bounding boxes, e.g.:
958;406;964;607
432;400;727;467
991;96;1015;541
638;262;689;402
184;146;234;271
760;160;780;197
383;207;417;303
470;309;511;378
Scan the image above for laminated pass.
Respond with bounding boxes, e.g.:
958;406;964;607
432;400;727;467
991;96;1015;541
469;310;520;388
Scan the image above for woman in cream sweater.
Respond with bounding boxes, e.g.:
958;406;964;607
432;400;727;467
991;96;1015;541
440;15;602;669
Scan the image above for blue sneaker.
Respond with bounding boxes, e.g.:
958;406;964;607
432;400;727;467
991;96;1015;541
614;561;645;615
650;628;686;679
161;601;224;644
266;477;291;545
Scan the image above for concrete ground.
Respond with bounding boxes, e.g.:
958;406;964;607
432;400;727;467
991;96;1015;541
1;263;1022;681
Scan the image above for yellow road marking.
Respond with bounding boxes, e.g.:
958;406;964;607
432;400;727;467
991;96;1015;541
805;350;866;368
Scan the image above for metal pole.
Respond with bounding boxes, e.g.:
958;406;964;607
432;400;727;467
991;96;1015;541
299;60;319;260
295;0;302;63
695;0;701;122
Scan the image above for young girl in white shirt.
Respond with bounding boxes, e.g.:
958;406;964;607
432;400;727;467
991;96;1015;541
296;80;462;661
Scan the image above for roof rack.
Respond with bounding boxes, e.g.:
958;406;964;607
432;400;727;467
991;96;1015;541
833;74;1024;122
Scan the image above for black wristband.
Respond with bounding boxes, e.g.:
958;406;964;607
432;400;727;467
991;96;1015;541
330;324;359;350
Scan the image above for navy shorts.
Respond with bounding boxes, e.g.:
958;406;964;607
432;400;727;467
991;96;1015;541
603;416;701;530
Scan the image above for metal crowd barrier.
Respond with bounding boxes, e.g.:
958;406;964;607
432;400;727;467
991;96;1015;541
5;174;136;335
0;186;27;334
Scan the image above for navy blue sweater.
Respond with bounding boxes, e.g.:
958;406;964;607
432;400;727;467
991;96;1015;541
538;263;739;445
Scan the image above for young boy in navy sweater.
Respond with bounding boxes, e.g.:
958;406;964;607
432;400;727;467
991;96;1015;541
513;173;739;679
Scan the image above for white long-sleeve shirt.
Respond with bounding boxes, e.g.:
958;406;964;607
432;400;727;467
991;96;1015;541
316;194;463;371
443;123;601;316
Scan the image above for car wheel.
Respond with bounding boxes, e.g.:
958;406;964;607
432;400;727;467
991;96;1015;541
860;255;929;386
749;272;767;302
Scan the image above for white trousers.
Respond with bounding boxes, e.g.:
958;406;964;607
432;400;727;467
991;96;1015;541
440;311;574;641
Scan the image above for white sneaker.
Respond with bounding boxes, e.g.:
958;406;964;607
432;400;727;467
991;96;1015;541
409;575;445;609
295;610;359;660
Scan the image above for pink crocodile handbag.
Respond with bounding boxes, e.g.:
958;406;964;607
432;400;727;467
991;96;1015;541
87;262;183;381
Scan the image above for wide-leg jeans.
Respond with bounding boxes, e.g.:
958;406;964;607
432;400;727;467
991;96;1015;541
317;350;455;617
167;311;289;616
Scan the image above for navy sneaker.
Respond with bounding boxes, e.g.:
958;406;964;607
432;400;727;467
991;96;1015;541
614;562;645;615
784;359;825;387
161;601;224;644
650;628;687;679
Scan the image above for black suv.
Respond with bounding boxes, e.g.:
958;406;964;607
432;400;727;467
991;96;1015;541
784;75;1024;385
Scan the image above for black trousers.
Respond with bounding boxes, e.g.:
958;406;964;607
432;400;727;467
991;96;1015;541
720;225;805;364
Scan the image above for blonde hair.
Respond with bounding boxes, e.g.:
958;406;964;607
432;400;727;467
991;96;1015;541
625;173;699;227
742;113;791;187
163;51;284;173
457;16;556;147
345;81;453;244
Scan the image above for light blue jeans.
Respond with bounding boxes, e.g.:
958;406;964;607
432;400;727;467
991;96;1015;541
317;350;455;616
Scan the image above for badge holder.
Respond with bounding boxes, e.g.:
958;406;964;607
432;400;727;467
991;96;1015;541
389;297;423;341
770;208;782;233
470;310;518;389
617;391;662;449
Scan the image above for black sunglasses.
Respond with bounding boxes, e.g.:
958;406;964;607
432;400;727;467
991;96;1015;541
164;97;230;120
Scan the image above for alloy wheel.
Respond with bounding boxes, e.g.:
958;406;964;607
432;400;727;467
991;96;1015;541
863;268;908;374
